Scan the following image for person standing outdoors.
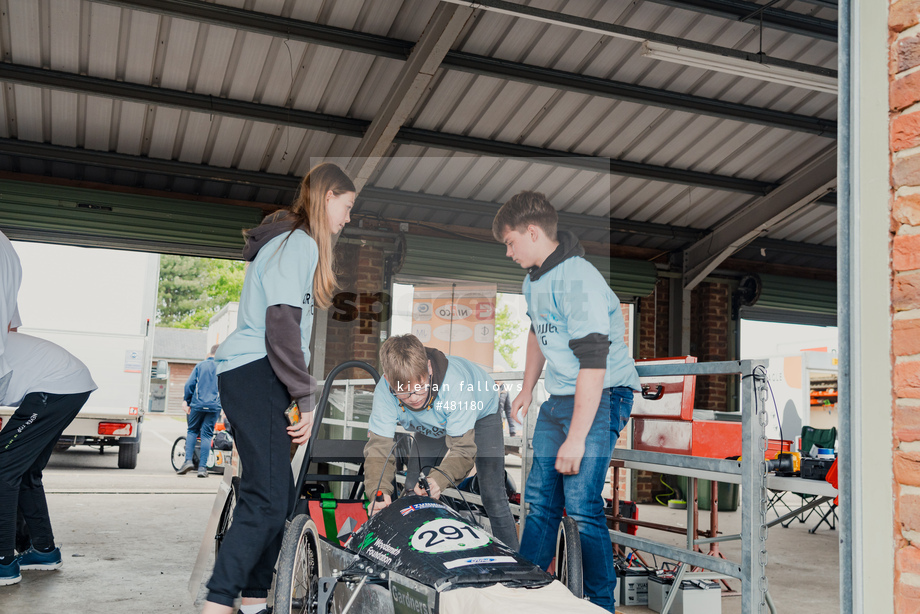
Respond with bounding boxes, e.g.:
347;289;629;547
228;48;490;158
492;192;640;612
177;344;223;478
201;163;354;614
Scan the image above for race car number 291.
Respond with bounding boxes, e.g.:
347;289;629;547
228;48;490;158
410;518;491;553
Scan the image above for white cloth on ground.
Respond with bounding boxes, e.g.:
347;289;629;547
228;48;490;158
438;580;609;614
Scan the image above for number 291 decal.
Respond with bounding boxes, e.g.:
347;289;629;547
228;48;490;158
409;518;491;554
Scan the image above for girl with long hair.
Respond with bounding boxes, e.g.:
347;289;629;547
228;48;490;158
201;163;355;614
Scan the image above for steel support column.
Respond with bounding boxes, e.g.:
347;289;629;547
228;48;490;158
682;147;838;290
346;4;474;191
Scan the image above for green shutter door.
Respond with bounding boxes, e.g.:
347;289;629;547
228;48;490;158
0;179;262;258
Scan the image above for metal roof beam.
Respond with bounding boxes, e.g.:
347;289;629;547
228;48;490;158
0;137;299;189
0;138;691;238
361;187;833;258
359;187;703;240
347;4;474;192
642;0;837;40
89;0;836;136
443;53;835;137
437;1;836;65
0;63;776;194
441;0;835;42
0;138;835;261
682;147;837;289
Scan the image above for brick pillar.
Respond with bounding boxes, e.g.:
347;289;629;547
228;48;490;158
632;278;677;504
638;278;670;360
324;239;392;379
631;279;731;503
691;282;731;410
890;3;920;608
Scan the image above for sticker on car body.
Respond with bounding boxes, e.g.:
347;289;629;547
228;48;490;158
409;518;491;553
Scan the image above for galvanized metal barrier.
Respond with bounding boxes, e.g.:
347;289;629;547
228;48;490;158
314;361;778;613
610;359;770;614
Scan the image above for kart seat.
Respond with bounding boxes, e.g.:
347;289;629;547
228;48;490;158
307;493;368;546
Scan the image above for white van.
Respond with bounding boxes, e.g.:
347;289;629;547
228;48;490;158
0;242;158;469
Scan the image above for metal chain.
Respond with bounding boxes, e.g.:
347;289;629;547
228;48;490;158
755;371;770;611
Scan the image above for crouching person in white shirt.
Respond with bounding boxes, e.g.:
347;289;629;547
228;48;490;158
0;332;96;585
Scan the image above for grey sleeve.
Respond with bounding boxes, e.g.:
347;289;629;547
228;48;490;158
265;304;317;409
568;333;610;369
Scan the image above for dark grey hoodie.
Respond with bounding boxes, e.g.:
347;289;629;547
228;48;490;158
243;211;318;410
527;230;585;282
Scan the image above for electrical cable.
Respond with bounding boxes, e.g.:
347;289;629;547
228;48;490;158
368;433;412;517
422;464;483;529
753;364;783;445
655;474;677;506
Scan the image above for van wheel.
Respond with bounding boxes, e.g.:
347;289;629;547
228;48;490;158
118;441;139;469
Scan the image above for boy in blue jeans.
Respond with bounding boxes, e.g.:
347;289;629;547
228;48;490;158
493;191;640;612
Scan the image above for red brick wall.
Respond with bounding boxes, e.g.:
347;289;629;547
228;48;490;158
638;278;670;360
634;279;674;504
324;239;391;379
631;279;732;503
891;3;920;609
167;362;195;414
691;282;731;411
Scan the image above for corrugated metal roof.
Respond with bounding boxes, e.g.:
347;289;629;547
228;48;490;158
153;326;208;361
0;0;838;272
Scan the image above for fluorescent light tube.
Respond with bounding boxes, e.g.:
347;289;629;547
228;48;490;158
642;41;837;95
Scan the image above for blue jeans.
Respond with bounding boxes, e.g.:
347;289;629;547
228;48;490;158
520;389;616;612
185;408;219;467
608;386;635;457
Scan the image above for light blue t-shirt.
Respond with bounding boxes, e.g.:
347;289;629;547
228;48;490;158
523;256;641;396
368;355;499;439
216;230;317;374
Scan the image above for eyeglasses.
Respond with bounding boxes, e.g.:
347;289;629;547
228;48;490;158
389;373;432;400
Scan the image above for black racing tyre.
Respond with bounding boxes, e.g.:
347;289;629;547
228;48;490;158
214;476;240;558
555;515;584;599
117;441;139;469
274;514;322;614
171;436;200;471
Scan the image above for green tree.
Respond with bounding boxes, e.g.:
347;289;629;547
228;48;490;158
494;294;526;369
157;255;245;329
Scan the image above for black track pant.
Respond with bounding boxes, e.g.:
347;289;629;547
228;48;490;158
206;358;295;607
0;391;90;557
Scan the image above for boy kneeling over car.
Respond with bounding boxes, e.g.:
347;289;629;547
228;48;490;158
362;334;519;550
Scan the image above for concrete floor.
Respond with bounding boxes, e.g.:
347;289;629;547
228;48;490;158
0;414;211;613
614;502;840;613
0;415;839;613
